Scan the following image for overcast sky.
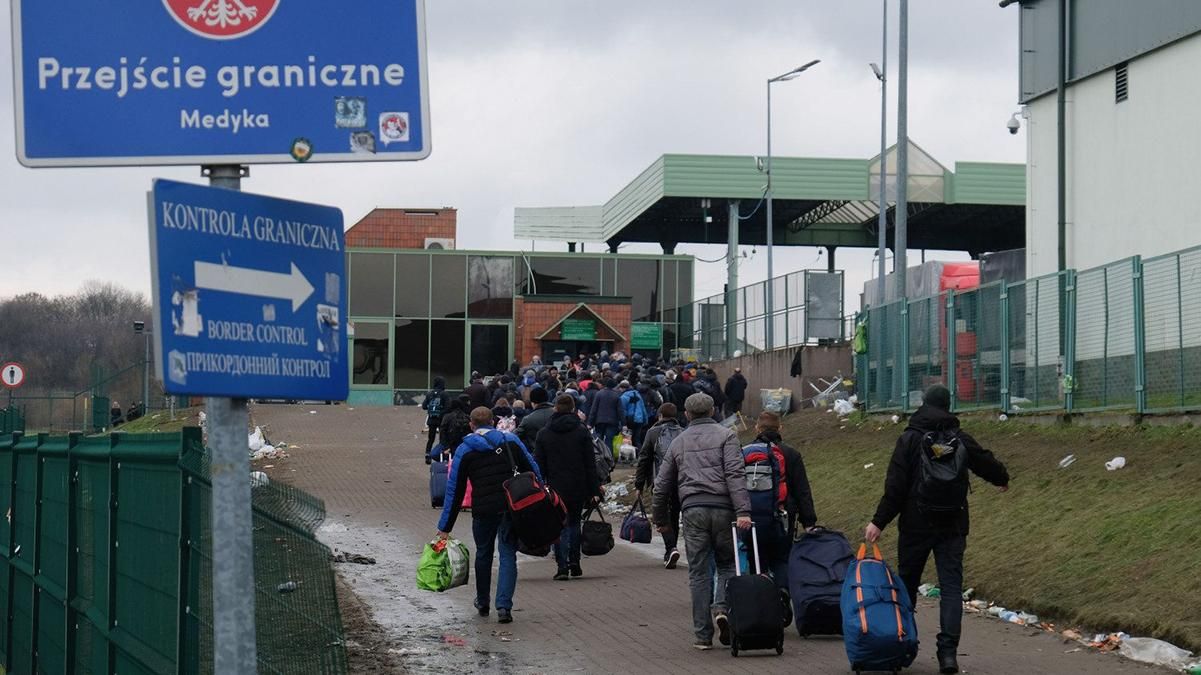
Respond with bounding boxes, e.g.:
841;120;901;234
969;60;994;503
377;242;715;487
0;1;1024;311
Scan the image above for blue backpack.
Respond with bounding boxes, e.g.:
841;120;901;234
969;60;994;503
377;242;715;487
620;390;647;425
740;442;787;523
841;544;919;672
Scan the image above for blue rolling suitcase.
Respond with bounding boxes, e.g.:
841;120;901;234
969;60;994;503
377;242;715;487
841;543;919;673
430;449;449;509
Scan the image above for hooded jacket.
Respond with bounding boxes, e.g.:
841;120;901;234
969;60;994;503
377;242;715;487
724;373;748;404
437;428;542;533
870;405;1009;536
651;417;751;525
533;412;602;512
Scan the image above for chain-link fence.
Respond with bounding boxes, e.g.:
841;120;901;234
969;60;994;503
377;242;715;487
0;428;347;674
860;246;1201;416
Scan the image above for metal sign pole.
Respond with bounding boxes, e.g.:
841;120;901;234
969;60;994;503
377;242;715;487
205;164;258;674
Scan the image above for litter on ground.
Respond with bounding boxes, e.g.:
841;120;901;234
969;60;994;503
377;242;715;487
1106;456;1127;471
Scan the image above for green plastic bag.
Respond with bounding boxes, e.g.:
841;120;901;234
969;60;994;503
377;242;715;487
852;319;868;355
416;538;471;592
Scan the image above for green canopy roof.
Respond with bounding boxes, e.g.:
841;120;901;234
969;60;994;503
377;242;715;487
514;141;1025;256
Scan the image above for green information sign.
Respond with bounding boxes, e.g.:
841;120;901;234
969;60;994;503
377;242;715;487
631;322;663;350
561;319;596;341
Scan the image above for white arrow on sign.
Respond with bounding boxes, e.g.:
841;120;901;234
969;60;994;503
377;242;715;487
194;261;315;312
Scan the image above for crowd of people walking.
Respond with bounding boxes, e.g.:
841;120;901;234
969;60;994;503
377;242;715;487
425;348;1009;674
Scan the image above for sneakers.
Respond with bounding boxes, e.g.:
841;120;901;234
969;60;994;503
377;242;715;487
569;565;583;578
497;609;513;624
714;614;731;646
692;639;713;651
553;570;570;581
473;600;489;617
664;549;680;569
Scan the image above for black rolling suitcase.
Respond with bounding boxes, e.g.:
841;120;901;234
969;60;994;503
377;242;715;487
725;523;785;657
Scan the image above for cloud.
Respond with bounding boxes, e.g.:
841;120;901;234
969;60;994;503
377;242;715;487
0;2;1023;311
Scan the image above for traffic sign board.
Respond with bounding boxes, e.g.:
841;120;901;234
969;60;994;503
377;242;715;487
12;0;430;167
1;363;25;389
148;179;347;400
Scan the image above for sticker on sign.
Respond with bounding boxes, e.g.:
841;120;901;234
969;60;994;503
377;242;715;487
148;179;347;400
11;0;430;166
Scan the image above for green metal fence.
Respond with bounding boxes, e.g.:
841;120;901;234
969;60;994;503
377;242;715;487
0;428;347;674
0;408;22;435
861;245;1201;416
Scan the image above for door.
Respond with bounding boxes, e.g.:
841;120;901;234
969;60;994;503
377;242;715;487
468;322;511;379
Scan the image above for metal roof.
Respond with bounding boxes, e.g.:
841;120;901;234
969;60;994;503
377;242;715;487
514;141;1026;256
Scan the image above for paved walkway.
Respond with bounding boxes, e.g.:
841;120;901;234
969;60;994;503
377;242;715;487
253;404;1165;675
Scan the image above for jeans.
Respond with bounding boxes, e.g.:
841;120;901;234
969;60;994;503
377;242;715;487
661;500;681;557
594;423;618;450
472;512;518;611
682;507;736;642
556;509;583;570
425;420;439;457
898;531;967;653
742;519;790;590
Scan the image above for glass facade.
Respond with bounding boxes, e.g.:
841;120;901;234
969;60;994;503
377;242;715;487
347;250;694;394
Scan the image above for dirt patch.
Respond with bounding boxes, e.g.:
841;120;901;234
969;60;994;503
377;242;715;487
337;574;406;674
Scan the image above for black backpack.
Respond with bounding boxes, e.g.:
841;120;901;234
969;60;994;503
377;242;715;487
915;429;970;516
426;391;446;419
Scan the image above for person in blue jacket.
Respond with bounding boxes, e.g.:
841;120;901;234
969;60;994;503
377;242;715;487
437;407;543;625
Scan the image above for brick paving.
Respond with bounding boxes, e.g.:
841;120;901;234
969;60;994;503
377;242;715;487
253;403;1166;675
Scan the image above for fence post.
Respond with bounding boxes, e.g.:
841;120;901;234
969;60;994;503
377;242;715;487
899;301;910;412
1132;256;1147;414
64;432;81;673
1000;285;1011;413
946;291;957;410
1064;270;1077;414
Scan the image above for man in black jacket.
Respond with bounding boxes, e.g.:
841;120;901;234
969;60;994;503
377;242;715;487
534;395;602;580
634;403;685;568
722;368;748;418
421;376;451;463
753;412;817;537
517;387;554;450
464;372;489;409
864;385;1010;675
666;371;694;424
586;378;623;449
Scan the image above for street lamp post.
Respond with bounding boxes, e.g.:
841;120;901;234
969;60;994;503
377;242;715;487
765;59;820;352
872;0;889;407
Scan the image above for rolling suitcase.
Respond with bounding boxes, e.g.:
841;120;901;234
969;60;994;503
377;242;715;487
430;451;449;508
725;523;785;657
841;544;919;673
789;526;854;636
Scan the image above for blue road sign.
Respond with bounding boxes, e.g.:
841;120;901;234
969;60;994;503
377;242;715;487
12;0;429;167
148;179;348;400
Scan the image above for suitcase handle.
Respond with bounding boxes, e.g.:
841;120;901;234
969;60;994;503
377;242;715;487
730;522;761;576
856;543;884;561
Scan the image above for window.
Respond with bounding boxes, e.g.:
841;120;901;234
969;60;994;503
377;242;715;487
430;255;467;318
616;259;660;322
352;322;390;386
393;319;429;389
394;253;430;317
468;256;515;318
1115;62;1128;103
348;253;393;317
429;320;466;389
521;256;601;296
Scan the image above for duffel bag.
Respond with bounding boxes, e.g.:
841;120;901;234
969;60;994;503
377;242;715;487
581;505;615;556
620;496;653;544
500;442;567;549
841;543;919;672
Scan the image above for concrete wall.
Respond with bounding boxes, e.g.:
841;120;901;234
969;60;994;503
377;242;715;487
1026;34;1201;278
708;344;853;418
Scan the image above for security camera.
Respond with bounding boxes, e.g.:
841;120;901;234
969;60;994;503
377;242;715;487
1006;113;1021;135
755;156;765;172
133;321;146;333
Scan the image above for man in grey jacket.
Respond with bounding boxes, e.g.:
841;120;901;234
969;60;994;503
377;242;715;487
652;393;752;650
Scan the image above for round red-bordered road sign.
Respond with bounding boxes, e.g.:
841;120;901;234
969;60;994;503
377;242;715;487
1;363;25;389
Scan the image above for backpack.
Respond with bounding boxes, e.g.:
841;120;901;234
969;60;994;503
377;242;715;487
621;390;647;425
652;424;683;475
425;391;446;420
741;442;787;521
496;415;518;434
915;429;970;516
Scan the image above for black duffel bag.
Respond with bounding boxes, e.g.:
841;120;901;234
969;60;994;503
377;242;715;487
500;442;568;549
581;505;615;556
